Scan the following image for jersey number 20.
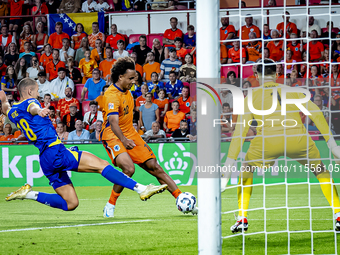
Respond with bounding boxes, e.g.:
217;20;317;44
17;119;37;141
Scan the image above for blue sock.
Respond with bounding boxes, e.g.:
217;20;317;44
37;193;68;211
101;165;137;190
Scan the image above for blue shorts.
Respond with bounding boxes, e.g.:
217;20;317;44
40;144;83;190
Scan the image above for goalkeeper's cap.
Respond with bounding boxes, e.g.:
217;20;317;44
256;59;276;76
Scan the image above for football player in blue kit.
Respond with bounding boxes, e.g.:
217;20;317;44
2;78;167;212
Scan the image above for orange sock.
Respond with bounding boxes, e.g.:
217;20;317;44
171;189;182;198
108;189;121;205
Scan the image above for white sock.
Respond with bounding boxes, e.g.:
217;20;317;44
335;212;340;219
25;191;39;200
133;184;147;194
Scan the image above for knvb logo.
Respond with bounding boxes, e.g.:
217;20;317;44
198;83;312;116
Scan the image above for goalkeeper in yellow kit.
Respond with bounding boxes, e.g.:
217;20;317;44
221;59;340;233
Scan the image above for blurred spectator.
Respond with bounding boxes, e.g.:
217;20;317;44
130;52;143;77
287;33;302;62
133;120;144;135
184;25;196;49
321;21;336;46
49;106;58;129
187;102;197;141
1;65;17;94
266;0;276;6
39;44;53;69
284;49;297;74
8;0;28;40
82;68;106;101
276;64;285;84
37;71;51;99
139;92;159;131
133;0;144;11
289;70;302;87
141;121;166;142
75;37;92;64
4;43;19;67
99;47;116;82
41;94;51;108
26;56;43;80
308;65;323;98
163;17;183;48
48;22;70;50
227;41;246;64
165;71;183;99
263;24;271;40
66;57;82;84
96;84;109;111
264;47;270;59
226;70;240;87
246;65;259;87
220;17;235;46
0;56;8;76
220;44;227;64
56;87;80;119
60;38;75;65
79;48;98;83
113;40;129;60
0;25;15;51
58;0;81;13
130;71;143;99
19;25;33;53
179;54;196;83
63;103;83;132
81;0;97;12
50;67;75;99
163;100;185;133
303;30;324;62
46;49;66;81
242;81;251;97
90;120;102;141
171;119;189;140
46;0;60;14
68;120;90;141
147;72;164;98
14;58;27;83
31;0;48;28
19;41;36;66
177;86;191;115
152;38;166;64
246;32;262;63
71;24;87;51
113;0;132;11
276;11;297;39
237;15;261;44
91;39;106;63
0;123;14;143
143;52;161;82
135;84;149;111
159;48;182;81
83;101;103;132
220;89;233;108
266;29;284;62
170;37;188;63
303;16;321;38
88;22;105;48
56;122;69;141
0;0;9;26
32;22;49;53
220;103;232;133
151;0;167;10
154;89;169;118
133;35;151;65
321;49;330;78
106;24;125;50
0;102;5;131
330;64;340;91
96;0;111;12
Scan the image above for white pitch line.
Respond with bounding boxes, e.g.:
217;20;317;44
0;219;154;233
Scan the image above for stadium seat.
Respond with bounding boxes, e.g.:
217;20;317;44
129;34;146;44
190;82;196;98
183;82;190;87
147;33;163;48
242;65;254;79
36;52;41;59
321;27;340;34
82;100;90;115
221;66;239;79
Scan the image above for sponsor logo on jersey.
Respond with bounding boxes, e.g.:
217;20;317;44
108;103;114;110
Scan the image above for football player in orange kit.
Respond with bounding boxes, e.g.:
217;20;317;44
101;57;197;217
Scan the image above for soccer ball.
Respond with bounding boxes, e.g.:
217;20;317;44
176;192;197;213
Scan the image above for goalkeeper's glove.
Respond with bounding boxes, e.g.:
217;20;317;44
327;137;340;164
221;157;235;193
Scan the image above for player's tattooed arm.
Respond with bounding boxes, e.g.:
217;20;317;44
108;115;136;149
0;91;11;116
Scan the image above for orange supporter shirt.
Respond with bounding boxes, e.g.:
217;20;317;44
106;33;125;50
304;42;324;61
154;98;169;111
79;58;98;78
88;32;105;48
57;97;80;119
220;25;236;42
247;75;260;87
267;40;284;62
101;85;135;140
276;22;298;39
237;25;261;45
246;42;262;62
177;96;191;114
46;60;66;81
71;33;87;50
19;35;32;53
164;110;186;131
48;32;70;49
136;63;143;77
287;43;302;62
90;48;107;63
40;53;53;69
99;59;116;80
136;95;153;107
0;134;14;144
228;47;246;63
276;74;285;84
143;62;161;81
220;44;228;62
163;28;184;47
176;48;188;61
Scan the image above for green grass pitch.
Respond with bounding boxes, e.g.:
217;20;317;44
1;184;340;254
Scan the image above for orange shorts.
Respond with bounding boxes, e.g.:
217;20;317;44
102;132;156;165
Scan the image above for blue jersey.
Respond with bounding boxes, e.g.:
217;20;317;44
165;80;183;98
7;98;60;153
147;81;164;99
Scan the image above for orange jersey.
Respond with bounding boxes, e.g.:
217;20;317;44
48;32;70;49
79;58;98;78
99;59;116;80
90;48;107;63
246;41;262;62
163;28;183;48
247;75;260;87
71;33;86;50
276;22;298;39
0;134;14;144
220;25;236;42
276;74;285;84
135;95;153;107
154;98;169;111
303;42;324;61
143;62;161;81
135;63;143;77
88;32;105;48
237;25;261;45
101;84;135;140
56;97;80;119
177;96;191;114
106;33;126;50
287;43;302;62
267;40;284;62
228;47;246;63
220;44;228;62
39;53;53;69
46;60;66;81
19;35;32;53
164;110;186;131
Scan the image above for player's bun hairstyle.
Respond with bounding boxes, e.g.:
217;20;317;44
111;57;135;84
18;78;37;97
256;59;276;76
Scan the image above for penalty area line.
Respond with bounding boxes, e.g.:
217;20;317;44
0;219;154;233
